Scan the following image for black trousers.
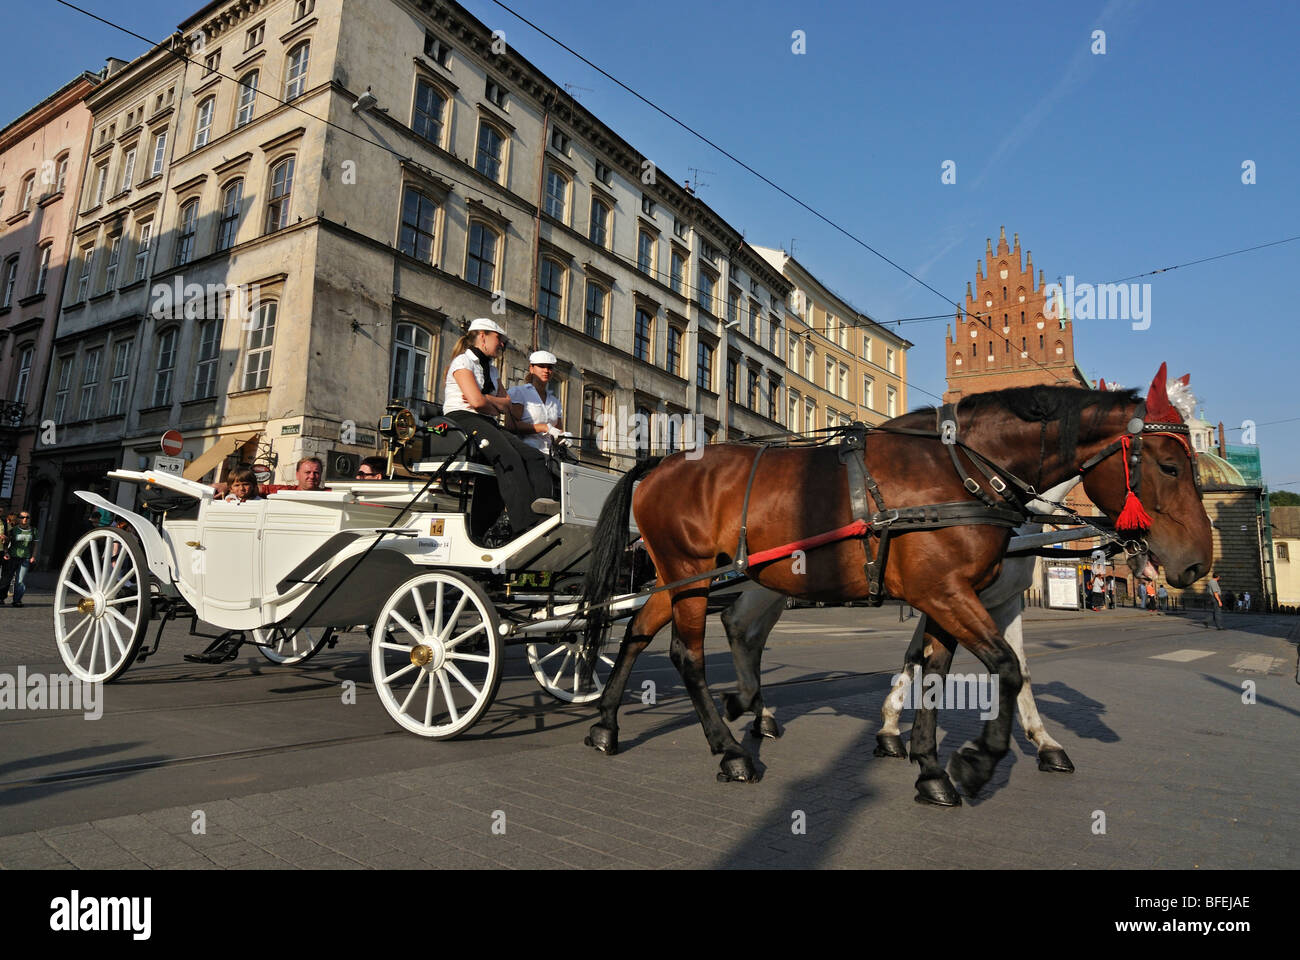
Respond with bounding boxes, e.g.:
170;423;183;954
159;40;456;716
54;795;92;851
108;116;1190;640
446;411;553;535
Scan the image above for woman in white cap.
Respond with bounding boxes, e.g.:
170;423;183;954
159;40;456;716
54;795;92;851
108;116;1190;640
442;318;556;535
508;350;571;455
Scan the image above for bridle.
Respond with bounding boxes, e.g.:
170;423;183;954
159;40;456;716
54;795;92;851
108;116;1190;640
1075;399;1202;562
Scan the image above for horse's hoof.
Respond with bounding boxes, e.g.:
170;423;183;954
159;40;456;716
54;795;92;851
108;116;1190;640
753;714;783;739
873;733;908;759
1037;748;1075;773
914;775;962;806
717;752;760;783
584;724;618;755
722;692;747;722
948;747;995;798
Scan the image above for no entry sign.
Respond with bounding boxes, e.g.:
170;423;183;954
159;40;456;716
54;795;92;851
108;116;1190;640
160;430;184;456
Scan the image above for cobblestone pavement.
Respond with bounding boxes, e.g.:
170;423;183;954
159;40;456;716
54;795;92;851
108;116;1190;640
2;583;1297;869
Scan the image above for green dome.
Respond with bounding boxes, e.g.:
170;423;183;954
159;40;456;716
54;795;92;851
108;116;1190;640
1196;451;1246;487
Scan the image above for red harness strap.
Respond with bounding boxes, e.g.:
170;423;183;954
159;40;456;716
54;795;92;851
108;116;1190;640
746;519;871;567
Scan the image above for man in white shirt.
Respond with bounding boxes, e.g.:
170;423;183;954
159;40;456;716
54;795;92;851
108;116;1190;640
508;350;570;455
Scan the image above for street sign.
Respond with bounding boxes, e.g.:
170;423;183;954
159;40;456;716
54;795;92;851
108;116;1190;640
153;455;185;476
161;430;184;456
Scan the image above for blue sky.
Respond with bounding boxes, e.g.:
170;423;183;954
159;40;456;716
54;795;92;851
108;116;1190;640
9;0;1299;486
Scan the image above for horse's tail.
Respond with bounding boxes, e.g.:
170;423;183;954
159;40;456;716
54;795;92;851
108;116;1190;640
578;456;663;669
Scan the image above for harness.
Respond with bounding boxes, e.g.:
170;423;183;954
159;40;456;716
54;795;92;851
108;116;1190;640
731;398;1199;607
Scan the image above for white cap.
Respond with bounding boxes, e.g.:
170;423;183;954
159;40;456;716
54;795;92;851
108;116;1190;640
467;317;507;336
529;350;558;366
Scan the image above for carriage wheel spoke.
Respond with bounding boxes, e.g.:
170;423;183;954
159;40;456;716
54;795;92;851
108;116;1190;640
383;661;418;685
447;650;490;664
378;640;416;654
437;594;470;644
106;607;137;633
67;617;94;660
103;615;127;658
64;581;91;600
100;539;115;588
388;611;423;643
398;669;426;714
434;581;445;637
600;654;615;668
105;588;139;606
549;650;573;689
88;539;103;587
444;661;480;701
413;586;433;639
444;621;486;650
74;557;95;593
437;671;459;724
87;622;102;675
424;672;438;727
534;645;565;666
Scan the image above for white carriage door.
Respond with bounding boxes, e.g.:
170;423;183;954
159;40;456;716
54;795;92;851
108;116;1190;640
196;500;265;624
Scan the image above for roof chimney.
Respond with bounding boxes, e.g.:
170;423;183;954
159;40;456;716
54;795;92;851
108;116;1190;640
104;57;129;77
1217;421;1226;457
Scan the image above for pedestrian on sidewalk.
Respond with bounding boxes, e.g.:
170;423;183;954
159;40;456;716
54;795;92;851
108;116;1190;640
1156;582;1169;614
1205;574;1224;630
1145;579;1157;612
1091;574;1107;611
0;510;38;607
1105;575;1116;609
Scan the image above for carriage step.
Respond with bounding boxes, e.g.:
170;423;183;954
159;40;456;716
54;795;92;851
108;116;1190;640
183;633;244;664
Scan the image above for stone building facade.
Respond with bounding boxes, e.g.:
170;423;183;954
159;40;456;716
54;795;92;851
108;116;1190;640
1270;505;1300;606
752;246;909;429
0;70;101;529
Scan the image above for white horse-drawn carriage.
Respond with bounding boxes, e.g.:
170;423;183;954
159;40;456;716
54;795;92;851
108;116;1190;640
53;415;647;738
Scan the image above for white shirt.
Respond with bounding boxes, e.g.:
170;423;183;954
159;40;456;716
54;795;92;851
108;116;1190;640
508;382;563;452
443;350;500;415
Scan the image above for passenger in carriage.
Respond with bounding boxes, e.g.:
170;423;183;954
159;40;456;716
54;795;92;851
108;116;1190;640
441;318;558;535
223;466;264;503
508;350;573;457
354;456;388;480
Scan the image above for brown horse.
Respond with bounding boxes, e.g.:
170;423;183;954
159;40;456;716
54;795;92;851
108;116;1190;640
578;364;1212;803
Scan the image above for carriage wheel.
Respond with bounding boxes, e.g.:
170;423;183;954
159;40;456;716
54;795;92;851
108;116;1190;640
254;625;335;665
54;527;150;683
526;635;615;703
370;570;502;739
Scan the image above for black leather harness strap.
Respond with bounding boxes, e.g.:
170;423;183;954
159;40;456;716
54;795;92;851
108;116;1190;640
734;443;770;570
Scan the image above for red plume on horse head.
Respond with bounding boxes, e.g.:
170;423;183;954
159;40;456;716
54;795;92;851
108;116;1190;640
1144;361;1182;425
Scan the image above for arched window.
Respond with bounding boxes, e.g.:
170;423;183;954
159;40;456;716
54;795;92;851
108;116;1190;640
544;168;568;222
265;156;294;233
193;96;215;148
589;197;609;248
153;327;178;407
584;281;607;341
55;154;70;194
284;42;311;100
175;200;198;265
413;79;446;145
465;221;498;290
582;386;607;451
107;339;132;415
398;185;438;263
193;319;222;399
538;258;564;322
13;345;33;402
34;244;52;295
242;300;277;391
2;256;18;308
475;121;504;182
217;179;244;250
634;307;653;362
389;322;431;402
20;173;36;211
670;249;685;294
236;71;259;127
637;229;654;275
953;353;962;367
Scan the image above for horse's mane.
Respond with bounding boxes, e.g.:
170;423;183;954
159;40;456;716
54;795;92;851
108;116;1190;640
893;385;1142;464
